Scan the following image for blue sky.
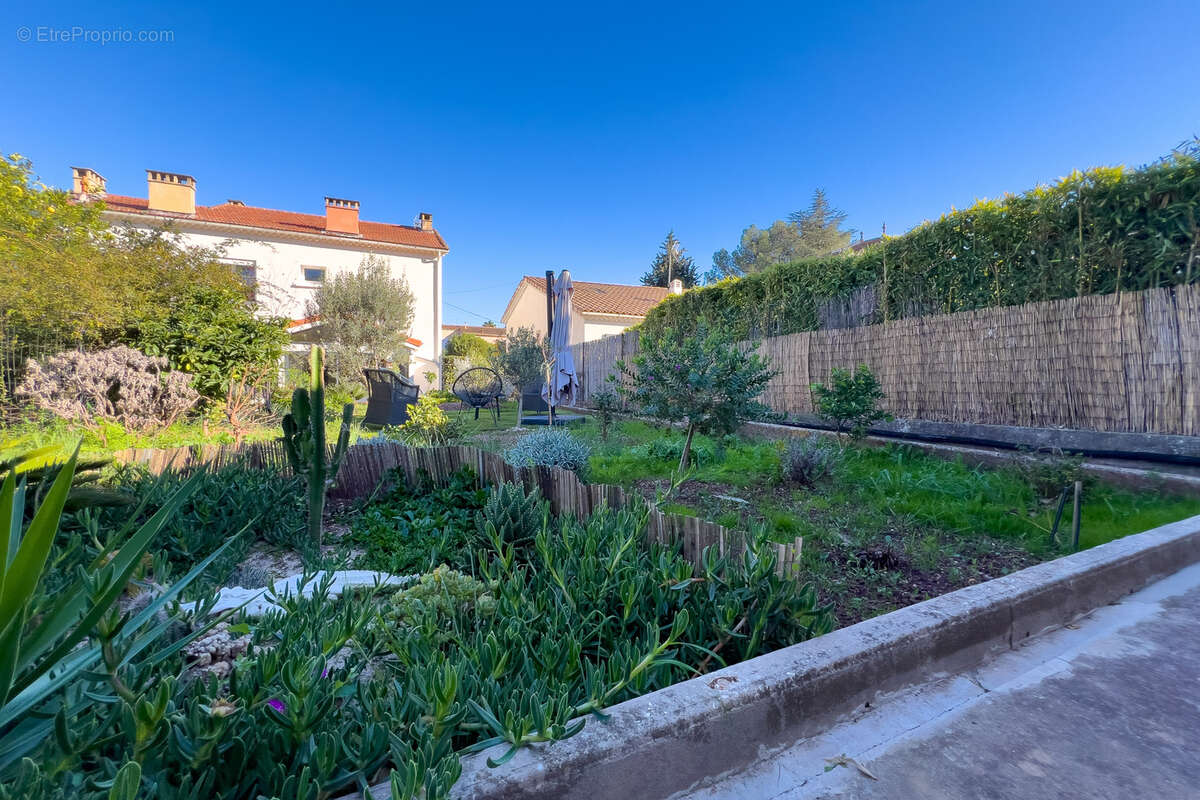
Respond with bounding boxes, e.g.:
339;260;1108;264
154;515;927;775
4;1;1198;324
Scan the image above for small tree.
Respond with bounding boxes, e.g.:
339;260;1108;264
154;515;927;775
591;387;620;441
810;364;890;439
307;255;415;387
615;324;777;470
492;326;551;425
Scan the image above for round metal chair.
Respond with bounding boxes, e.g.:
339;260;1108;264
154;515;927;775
452;367;504;422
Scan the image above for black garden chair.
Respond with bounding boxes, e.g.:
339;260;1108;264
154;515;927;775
362;368;420;427
452;367;504;423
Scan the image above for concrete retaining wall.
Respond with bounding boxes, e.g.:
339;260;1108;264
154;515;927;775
378;514;1200;800
779;413;1200;464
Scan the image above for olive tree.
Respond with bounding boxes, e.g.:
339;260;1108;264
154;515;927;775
307;255;415;386
615;323;777;470
492;326;551;424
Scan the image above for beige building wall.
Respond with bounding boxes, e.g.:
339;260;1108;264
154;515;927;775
504;285;643;344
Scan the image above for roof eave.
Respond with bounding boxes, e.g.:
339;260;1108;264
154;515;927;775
102;208;449;255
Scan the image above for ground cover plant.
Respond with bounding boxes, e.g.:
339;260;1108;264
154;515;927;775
5;452;837;799
471;418;1200;628
350;466;488;575
90;462;305;588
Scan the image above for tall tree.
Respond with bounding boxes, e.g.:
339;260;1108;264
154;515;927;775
789;189;853;257
705;189;854;282
307;254;415;385
641;231;699;288
0;154;249;344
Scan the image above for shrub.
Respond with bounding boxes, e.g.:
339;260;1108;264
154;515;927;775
811;364;890;438
1013;447;1092;499
782;436;840;486
134;284;289;402
644;146;1200;339
0;154;258;346
504;429;591;477
17;345;199;430
392;394;465;447
615;323;777;470
630;434;719;467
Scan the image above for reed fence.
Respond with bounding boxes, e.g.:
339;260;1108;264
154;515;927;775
570;285;1200;436
111;440;803;576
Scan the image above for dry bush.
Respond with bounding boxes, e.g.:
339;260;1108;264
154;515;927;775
17;345;198;429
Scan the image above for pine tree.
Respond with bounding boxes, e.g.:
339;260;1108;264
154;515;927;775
708;189;855;281
641;231;699;288
788;189;854;258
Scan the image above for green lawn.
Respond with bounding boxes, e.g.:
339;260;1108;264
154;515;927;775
565;418;1200;554
550;418;1200;625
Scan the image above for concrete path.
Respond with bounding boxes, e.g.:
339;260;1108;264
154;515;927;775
684;562;1200;800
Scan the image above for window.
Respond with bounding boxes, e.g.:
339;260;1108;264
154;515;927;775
219;257;257;287
302;266;326;283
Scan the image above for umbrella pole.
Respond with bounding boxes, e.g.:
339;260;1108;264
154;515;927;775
546;269;555;426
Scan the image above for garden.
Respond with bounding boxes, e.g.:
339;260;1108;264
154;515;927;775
2;153;1198;800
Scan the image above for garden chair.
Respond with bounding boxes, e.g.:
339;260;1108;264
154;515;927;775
452;366;504;423
362;368;419;427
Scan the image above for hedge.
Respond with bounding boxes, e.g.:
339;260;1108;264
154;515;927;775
644;149;1200;338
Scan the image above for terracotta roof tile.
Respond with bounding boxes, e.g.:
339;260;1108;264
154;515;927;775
518;276;669;317
99;195;448;251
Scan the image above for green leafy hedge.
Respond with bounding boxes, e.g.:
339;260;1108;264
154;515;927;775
644;148;1200;338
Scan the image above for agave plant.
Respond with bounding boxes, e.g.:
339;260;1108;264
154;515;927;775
0;446;238;777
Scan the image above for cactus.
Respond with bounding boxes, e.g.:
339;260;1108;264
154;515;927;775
282;346;353;546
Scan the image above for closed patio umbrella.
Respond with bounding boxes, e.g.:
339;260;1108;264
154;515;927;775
542;269;578;421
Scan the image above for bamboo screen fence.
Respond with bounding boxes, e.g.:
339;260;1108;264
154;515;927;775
111;441;803;577
569;285;1200;436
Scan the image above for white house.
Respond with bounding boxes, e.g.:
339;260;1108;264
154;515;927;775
500;275;676;343
69;167;449;388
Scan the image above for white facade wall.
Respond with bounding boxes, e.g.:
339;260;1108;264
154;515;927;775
582;315;638;341
106;214;444;388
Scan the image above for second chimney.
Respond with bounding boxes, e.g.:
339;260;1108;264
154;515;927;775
325;197;360;235
71;167;106;200
146;170;196;215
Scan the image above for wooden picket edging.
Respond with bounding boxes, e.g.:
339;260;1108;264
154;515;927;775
569;284;1200;436
111;440;803;577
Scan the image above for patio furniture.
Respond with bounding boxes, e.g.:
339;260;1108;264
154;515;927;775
362;368;420;427
452;367;504;422
521;383;550;415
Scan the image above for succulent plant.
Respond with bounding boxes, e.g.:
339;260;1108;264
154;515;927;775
281;346;353;547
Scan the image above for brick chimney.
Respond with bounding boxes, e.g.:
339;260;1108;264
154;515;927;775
146;170;196;214
325;197;360;235
418;212;433;232
71;167;106;200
